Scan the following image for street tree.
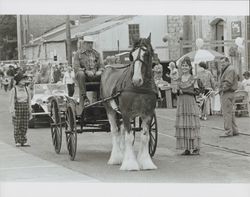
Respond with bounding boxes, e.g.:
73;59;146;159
0;15;17;60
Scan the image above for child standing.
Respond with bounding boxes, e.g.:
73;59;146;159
63;66;75;97
169;61;179;94
9;72;31;146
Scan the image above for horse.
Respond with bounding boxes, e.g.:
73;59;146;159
101;33;158;171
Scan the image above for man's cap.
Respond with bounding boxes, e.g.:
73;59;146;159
83;36;94;42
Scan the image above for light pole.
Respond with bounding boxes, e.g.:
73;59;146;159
235;37;244;79
16;15;23;66
66;15;72;66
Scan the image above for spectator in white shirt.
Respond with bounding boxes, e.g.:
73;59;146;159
63;66;75;97
242;71;250;92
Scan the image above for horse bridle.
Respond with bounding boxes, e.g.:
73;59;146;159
131;43;150;68
130;42;152;78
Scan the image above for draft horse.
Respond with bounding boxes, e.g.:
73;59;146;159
101;34;157;170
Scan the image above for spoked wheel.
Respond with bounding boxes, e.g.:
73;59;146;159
65;105;77;161
50;98;62;154
148;113;158;157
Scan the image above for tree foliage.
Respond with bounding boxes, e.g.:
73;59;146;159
0;15;17;38
0;15;17;60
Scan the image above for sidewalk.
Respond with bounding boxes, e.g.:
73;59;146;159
156;108;250;156
0;141;99;182
157;108;250;134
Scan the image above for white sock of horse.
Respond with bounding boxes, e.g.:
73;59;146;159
108;133;123;165
119;124;125;153
120;132;139;171
137;133;157;170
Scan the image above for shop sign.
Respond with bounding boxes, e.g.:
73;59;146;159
231;21;242;39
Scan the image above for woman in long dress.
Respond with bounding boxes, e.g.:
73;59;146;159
175;57;201;155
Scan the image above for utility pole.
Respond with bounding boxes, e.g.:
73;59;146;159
117;40;120;54
16;15;23;66
66;15;72;66
246;16;250;71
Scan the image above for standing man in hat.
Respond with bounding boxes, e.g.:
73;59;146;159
9;72;32;146
219;57;239;137
73;36;104;110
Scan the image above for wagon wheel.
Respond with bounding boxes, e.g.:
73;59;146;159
148;113;158;157
65;105;77;161
50;98;62;154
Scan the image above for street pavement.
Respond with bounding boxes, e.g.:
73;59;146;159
0;141;99;182
0;88;250;183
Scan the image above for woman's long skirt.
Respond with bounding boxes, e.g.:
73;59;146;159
12;102;29;144
175;94;201;151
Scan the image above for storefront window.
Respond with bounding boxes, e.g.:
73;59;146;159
128;24;140;46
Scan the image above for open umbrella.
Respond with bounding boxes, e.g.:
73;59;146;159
176;49;224;65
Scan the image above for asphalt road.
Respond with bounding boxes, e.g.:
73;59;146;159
1;89;250;183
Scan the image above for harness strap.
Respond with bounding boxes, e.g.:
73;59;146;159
14;86;29;105
14;87;17;106
24;86;30;104
105;64;130;69
121;88;157;96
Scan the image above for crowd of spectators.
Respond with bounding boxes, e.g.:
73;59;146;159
0;61;69;92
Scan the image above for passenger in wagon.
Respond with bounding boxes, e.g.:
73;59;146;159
73;36;104;110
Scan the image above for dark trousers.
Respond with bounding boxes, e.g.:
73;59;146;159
221;92;238;134
67;83;75;97
75;71;101;97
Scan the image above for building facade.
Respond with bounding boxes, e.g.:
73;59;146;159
23;15;171;63
190;16;249;74
22;15;250;74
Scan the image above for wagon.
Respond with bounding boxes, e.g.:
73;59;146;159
50;82;158;160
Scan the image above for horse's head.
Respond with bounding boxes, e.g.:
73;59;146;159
130;33;154;87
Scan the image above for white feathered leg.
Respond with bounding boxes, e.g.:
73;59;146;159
119;123;125;153
107;112;123;165
120;131;139;171
137;116;157;170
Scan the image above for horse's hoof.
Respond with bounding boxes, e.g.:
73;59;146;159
108;156;123;165
138;158;157;170
120;160;140;171
108;144;124;165
139;162;157;170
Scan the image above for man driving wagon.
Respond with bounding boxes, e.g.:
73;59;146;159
73;36;104;110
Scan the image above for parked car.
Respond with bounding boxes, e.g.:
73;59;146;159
29;83;68;128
